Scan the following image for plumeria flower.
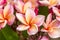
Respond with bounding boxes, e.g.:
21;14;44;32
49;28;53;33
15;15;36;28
53;7;60;21
15;0;38;14
38;36;49;40
41;13;60;38
0;0;6;8
39;0;60;8
0;3;15;29
16;8;45;35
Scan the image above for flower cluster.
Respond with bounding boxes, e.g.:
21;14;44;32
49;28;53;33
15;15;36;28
0;0;60;40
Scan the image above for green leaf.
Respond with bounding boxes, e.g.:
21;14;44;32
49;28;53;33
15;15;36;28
0;25;19;40
38;6;49;17
22;30;28;38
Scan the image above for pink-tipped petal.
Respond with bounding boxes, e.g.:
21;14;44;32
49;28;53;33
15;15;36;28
50;19;60;28
31;15;45;27
27;24;38;35
46;14;52;25
15;0;24;13
52;7;60;16
3;3;14;17
0;0;6;5
17;25;30;31
16;13;27;25
25;8;36;24
24;1;32;13
48;28;60;38
0;20;7;29
39;0;49;6
48;20;60;38
56;16;60;21
7;14;15;25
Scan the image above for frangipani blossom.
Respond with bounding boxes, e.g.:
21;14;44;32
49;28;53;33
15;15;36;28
41;14;60;38
39;0;60;8
15;0;38;14
53;7;60;21
0;3;15;29
16;8;45;35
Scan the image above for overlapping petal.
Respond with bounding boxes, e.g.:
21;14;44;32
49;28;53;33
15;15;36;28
39;0;59;8
52;7;60;16
16;13;27;25
3;3;14;17
27;24;38;35
17;25;30;31
31;15;45;26
15;0;24;13
24;1;32;13
25;8;36;24
7;14;15;25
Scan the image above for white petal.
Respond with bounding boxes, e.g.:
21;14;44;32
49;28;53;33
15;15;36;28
17;25;30;31
16;13;27;25
48;28;60;38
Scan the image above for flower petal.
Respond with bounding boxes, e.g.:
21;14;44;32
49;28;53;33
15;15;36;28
0;9;3;19
43;22;48;28
3;3;14;17
16;13;27;25
7;14;15;25
41;28;48;32
39;0;49;5
48;28;60;38
46;14;52;25
48;19;60;38
52;7;60;16
15;0;24;13
31;15;45;26
16;25;30;31
0;20;7;29
49;0;57;6
25;8;36;24
27;24;38;35
50;19;60;28
24;1;32;13
55;16;60;21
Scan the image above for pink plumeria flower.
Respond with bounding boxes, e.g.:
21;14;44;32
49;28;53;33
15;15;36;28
16;8;45;35
39;0;60;8
38;36;49;40
52;7;60;21
0;0;6;8
0;3;15;29
41;13;60;38
15;0;38;14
